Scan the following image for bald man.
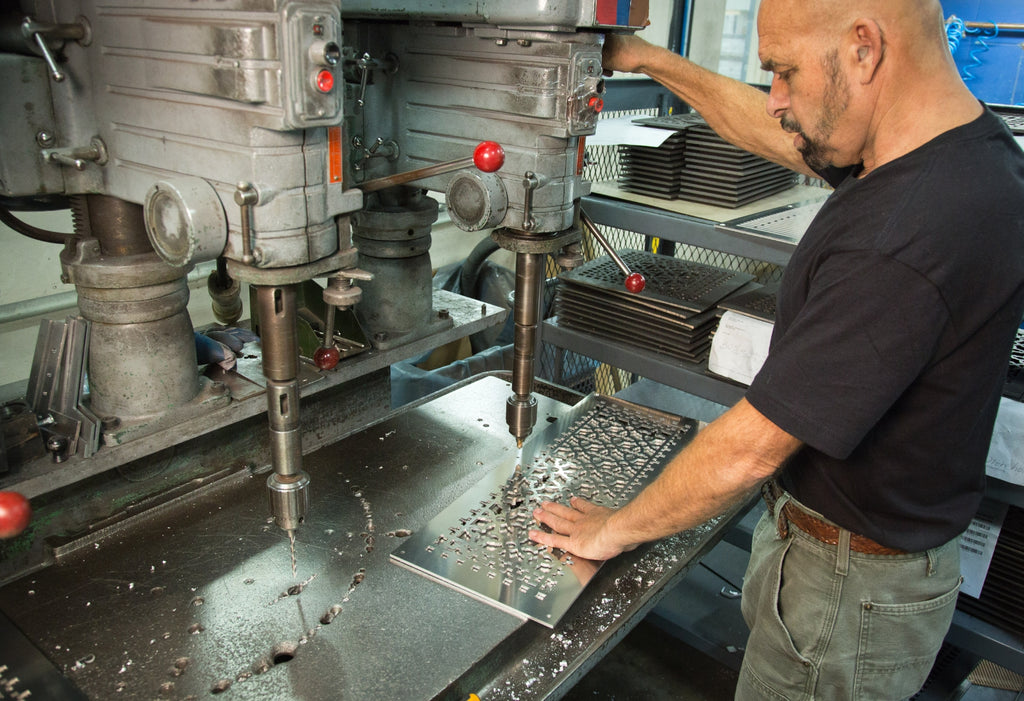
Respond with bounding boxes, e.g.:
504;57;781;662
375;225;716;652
530;1;1024;698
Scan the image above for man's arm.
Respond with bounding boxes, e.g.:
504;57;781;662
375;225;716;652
529;398;803;560
603;34;814;177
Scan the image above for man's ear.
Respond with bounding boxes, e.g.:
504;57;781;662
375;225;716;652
850;18;885;83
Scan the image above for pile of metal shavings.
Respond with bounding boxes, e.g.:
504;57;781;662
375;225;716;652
480;519;729;701
392;397;696;627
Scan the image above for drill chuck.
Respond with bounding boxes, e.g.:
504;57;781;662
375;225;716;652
267;470;310;531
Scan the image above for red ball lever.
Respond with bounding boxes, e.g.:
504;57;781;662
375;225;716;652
473;141;505;173
359;141;506;193
625;272;646;293
579;210;647;294
0;491;31;539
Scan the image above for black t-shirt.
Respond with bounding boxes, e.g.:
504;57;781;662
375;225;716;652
746;108;1024;551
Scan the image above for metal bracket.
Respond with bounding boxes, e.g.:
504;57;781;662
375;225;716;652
26;317;101;460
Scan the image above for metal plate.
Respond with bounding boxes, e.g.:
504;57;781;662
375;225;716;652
392;394;697;627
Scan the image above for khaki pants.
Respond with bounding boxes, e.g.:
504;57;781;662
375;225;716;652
736;495;962;701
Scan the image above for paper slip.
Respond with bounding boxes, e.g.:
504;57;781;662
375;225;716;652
708;311;774;386
986;397;1024;487
587;116;678;147
959;502;1008;599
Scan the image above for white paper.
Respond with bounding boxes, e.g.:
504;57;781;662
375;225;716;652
587;116;678;147
985;397;1024;486
959;503;1007;598
707;311;774;386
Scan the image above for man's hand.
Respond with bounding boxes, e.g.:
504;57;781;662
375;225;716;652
528;496;635;561
602;33;656;76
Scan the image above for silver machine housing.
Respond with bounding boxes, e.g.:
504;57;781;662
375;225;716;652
0;0;644;535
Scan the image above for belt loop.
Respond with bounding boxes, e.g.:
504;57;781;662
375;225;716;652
836;528;851;576
773;493;792;540
926;548;936;577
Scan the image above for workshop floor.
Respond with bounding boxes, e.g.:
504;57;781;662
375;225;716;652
561;620;739;700
562;620;1024;701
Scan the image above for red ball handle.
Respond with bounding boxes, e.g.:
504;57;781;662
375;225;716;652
313;346;340;370
473;141;505;173
625;272;646;294
0;491;31;539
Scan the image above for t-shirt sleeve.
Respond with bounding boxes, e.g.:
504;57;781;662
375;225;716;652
745;250;950;459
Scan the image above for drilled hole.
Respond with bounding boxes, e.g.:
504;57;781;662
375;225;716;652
210;678;232;694
272;641;298;665
320;604;343;625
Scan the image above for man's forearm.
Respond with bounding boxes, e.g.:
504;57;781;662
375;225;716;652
608;36;810;176
604;398;802;548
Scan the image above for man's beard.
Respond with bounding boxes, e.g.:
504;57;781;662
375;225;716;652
782;50;850;172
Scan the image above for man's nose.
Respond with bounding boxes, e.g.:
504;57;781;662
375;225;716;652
766;75;789;118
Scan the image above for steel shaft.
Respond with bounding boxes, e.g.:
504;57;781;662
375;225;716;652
255;284;310;531
507;251;543;447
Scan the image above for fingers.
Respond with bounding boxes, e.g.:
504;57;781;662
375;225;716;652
569;496;598;513
532;501;577;537
528;528;570;551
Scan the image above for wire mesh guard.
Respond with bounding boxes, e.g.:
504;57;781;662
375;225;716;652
391;394;697;627
554;250;754;363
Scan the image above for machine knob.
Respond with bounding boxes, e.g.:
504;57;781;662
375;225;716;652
625;272;646;293
587;95;605;113
0;491;31;539
473;141;505;173
313;346;340;370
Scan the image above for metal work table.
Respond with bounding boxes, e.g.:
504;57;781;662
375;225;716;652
0;374;742;700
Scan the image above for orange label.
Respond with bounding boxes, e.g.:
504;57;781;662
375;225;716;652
328;126;343;184
576;136;587;176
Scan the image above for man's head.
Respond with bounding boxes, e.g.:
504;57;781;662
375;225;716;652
757;0;949;171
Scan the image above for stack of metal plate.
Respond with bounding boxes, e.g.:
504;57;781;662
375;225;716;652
555;250;755;363
620;115;796;207
616;130;689;199
681;125;796;207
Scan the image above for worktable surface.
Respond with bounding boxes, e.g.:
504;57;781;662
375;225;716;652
0;375;738;700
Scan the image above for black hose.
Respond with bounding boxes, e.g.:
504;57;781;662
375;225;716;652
459;236;501;299
0;205;70;244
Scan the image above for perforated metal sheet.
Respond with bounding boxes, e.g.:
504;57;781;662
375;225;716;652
391;395;697;627
717;284;778;322
728;200;828;243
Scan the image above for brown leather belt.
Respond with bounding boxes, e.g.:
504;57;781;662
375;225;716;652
761;481;906;556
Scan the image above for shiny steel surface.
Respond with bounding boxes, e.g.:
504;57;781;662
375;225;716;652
393;395;697;627
509;251;545;446
0;376;740;700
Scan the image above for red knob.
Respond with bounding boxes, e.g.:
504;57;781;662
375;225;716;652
473;141;505;173
625;272;646;294
315;69;335;93
0;491;31;539
587;95;604;113
313;346;340;370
